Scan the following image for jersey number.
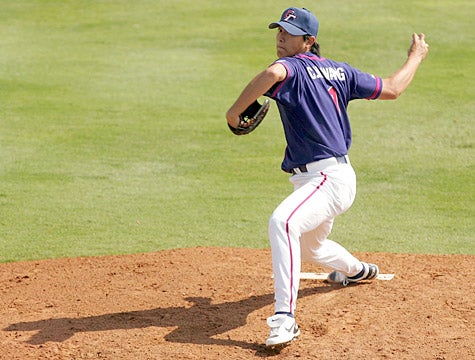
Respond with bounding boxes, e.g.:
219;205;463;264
328;86;341;115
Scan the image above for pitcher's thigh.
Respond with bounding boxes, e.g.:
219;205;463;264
270;181;335;236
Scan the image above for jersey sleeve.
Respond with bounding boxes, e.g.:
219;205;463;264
348;65;383;100
264;59;294;100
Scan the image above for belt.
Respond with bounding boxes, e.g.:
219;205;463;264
291;155;349;175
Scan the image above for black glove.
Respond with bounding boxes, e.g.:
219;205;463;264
228;99;270;136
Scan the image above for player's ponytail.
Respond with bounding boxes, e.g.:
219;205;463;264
304;35;321;57
311;42;321;56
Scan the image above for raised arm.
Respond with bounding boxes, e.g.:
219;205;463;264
379;33;429;100
226;63;287;128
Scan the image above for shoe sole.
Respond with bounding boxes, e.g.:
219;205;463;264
265;336;298;350
265;328;300;349
266;342;290;351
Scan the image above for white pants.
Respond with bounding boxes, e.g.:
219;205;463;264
268;158;364;314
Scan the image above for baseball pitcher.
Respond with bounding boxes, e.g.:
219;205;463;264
226;7;429;348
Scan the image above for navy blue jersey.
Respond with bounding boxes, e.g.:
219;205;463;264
265;52;382;172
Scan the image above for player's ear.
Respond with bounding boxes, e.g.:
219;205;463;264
306;35;316;46
303;35;316;48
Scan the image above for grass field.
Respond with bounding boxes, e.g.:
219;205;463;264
1;0;474;262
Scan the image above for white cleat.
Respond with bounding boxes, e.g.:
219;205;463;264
265;314;300;348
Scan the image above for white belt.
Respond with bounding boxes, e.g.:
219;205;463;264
291;155;349;175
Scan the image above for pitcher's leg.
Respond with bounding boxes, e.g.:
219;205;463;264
300;225;363;276
268;206;302;315
268;174;332;314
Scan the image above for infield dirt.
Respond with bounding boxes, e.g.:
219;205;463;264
1;247;473;359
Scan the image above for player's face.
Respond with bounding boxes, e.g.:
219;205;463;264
275;27;308;58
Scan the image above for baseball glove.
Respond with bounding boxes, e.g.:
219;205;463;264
228;99;270;135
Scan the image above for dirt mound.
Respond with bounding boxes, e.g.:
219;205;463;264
0;247;473;359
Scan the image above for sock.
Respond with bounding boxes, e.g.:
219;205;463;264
348;263;366;280
275;311;294;318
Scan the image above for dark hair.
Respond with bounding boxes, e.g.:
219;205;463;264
304;35;321;56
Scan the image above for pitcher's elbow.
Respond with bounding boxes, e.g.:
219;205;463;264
379;88;402;100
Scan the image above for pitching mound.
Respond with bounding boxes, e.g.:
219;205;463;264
1;247;473;359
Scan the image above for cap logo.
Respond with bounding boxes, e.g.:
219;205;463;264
282;9;296;22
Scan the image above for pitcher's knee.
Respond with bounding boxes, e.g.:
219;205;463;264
268;212;301;241
269;210;287;230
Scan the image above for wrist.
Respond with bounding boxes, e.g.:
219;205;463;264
226;111;240;128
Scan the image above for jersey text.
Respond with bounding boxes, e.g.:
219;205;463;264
306;66;346;81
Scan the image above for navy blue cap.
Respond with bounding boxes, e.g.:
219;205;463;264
269;8;319;37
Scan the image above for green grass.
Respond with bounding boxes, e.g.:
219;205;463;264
1;0;474;262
